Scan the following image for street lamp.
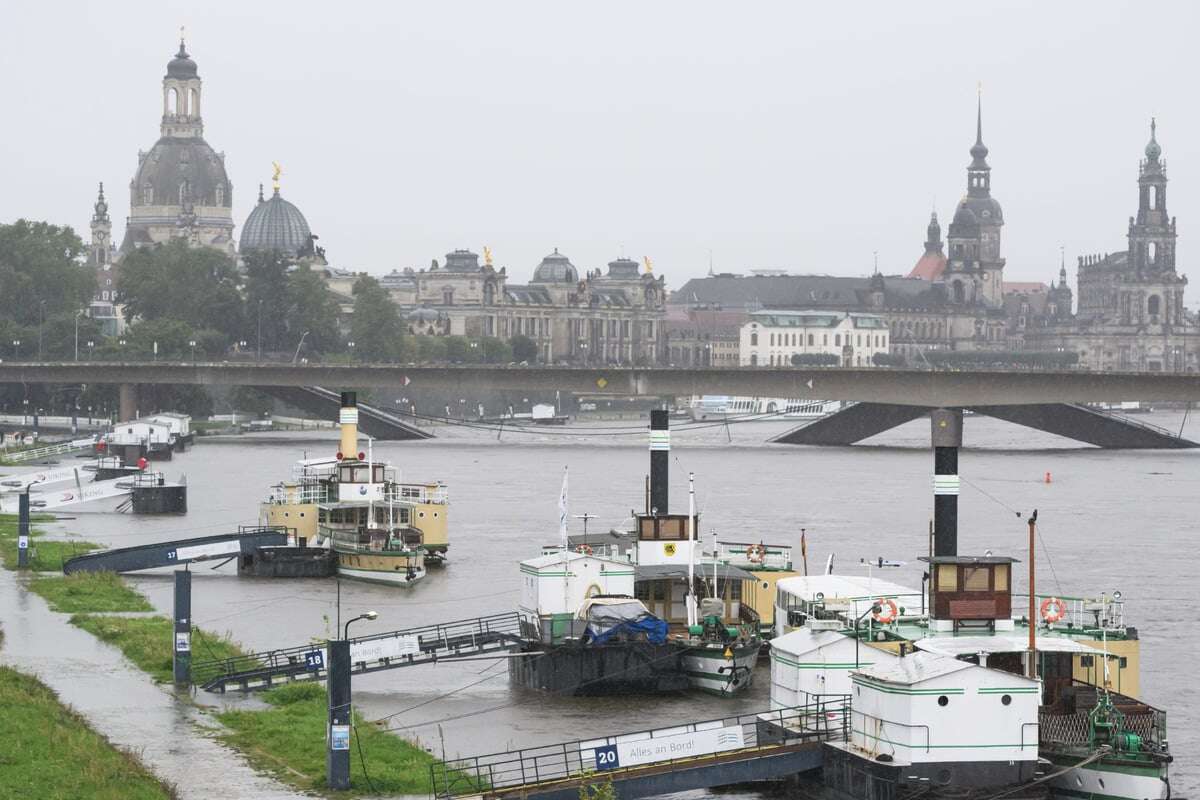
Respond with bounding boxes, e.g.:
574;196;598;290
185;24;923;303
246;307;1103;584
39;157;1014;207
74;310;85;361
11;340;19;359
189;339;197;363
347;340;356;361
37;301;45;359
292;331;310;365
86;340;94;361
343;610;378;640
256;299;263;362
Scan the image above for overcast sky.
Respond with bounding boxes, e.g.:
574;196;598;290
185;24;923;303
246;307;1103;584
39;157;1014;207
2;1;1198;303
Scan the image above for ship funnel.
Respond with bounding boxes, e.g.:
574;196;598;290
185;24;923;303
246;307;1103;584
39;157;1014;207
930;408;962;557
338;391;359;460
649;409;669;515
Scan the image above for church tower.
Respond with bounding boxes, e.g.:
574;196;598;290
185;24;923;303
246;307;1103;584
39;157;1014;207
90;182;112;269
941;95;1005;307
1128;118;1176;276
121;35;235;256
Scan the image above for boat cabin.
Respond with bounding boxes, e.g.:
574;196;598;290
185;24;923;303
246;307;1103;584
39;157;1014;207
920;555;1017;633
519;551;636;644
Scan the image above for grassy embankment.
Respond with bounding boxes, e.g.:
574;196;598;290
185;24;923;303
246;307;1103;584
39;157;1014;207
0;627;177;800
216;682;462;796
70;615;244;683
0;512;99;572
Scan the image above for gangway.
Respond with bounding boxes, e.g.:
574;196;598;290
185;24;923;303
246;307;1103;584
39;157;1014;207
194;612;524;693
62;526;288;575
431;696;850;800
1;436;97;464
0;471;132;513
258;385;433;440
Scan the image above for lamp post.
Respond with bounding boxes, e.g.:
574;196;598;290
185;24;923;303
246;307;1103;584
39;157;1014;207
86;340;94;361
347;340;356;361
343;610;378;641
189;339;197;363
292;331;310;365
256;300;263;362
74;310;84;361
37;300;45;359
11;339;19;359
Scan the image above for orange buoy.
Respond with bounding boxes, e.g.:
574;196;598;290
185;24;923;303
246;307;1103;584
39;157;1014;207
1044;471;1052;484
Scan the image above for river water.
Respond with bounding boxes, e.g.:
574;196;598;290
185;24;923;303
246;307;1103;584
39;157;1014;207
7;410;1199;795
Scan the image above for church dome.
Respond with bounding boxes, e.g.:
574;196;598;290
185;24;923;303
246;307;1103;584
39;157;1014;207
532;249;579;283
166;42;198;79
132;136;231;208
958;194;1003;224
239;187;312;256
1145;119;1162;161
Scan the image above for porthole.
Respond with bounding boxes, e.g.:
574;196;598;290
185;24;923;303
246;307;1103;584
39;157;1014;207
937;695;949;707
1075;776;1084;787
1001;694;1012;706
1098;779;1105;790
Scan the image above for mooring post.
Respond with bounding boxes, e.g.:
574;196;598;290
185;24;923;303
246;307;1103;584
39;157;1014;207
930;408;963;557
173;569;192;685
327;638;352;790
16;491;30;569
649;408;669;515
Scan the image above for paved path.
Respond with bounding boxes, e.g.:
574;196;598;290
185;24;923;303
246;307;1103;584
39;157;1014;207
0;568;311;800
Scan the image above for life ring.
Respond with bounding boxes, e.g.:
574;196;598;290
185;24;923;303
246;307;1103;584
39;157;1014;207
746;544;766;564
574;544;594;556
872;598;899;624
1040;596;1067;624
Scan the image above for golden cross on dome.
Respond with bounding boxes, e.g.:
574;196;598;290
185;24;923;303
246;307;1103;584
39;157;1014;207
180;25;186;46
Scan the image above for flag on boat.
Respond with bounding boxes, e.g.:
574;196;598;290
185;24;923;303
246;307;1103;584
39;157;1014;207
558;467;569;550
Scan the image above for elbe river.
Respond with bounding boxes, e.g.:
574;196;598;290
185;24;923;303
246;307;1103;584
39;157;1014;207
28;411;1200;794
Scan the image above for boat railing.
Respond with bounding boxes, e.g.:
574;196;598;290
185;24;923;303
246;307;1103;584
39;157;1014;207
778;591;926;628
263;481;334;505
329;530;422;555
429;694;851;799
1015;593;1125;632
714;541;793;570
384;483;448;505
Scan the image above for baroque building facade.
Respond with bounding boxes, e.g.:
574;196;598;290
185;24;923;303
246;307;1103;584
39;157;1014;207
382;249;667;364
1025;122;1199;371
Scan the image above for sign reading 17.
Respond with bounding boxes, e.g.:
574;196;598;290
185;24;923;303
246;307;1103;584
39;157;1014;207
166;550;177;560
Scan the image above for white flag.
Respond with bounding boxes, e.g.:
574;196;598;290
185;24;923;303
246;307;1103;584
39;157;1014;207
558;467;569;550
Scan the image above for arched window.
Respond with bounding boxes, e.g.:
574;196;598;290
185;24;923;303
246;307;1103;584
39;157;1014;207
1150;185;1158;210
190;88;200;116
953;280;965;304
750;354;757;366
443;288;454;306
750;332;758;346
835;334;841;346
1148;242;1157;265
142;182;153;204
1148;295;1161;317
807;334;814;346
168;87;179;115
215;184;225;206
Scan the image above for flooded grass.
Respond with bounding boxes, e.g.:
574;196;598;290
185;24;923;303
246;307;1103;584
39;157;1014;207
69;615;246;683
0;513;99;571
215;682;455;796
0;665;178;799
30;571;153;613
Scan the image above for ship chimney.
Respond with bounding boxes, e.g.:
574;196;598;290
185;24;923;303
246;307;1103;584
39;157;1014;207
930;408;962;557
649;409;669;515
338;391;360;460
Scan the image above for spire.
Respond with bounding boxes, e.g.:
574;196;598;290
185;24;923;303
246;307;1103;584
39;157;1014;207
1144;116;1162;162
257;183;265;204
92;182;110;224
1059;245;1067;283
970;85;989;166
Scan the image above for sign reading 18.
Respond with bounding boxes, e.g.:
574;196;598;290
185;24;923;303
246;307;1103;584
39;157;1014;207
594;745;619;771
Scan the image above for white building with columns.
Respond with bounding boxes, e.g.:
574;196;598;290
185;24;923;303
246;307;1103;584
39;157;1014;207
739;310;889;367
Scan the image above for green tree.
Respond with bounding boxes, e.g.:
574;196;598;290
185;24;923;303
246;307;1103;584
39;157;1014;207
444;336;473;363
0;220;93;325
480;337;512;364
350;276;404;361
510;334;538;363
242;250;291;354
413;335;447;363
288;265;341;355
117;240;243;344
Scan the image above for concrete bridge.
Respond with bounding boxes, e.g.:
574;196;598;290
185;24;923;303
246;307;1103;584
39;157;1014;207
3;361;1197;447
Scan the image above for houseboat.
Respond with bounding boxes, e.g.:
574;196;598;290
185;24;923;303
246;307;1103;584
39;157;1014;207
688;395;842;421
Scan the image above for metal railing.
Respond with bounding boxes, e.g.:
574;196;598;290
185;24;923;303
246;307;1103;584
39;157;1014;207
1014;593;1125;632
193;611;524;692
431;695;851;799
2;436;97;463
714;540;793;570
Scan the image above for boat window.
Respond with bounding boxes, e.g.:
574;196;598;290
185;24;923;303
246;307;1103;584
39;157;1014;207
373;465;385;482
936;564;957;591
963;566;990;592
994;564;1009;592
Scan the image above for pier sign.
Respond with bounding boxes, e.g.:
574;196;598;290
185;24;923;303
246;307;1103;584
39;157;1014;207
304;649;325;670
349;635;420;664
591;726;745;771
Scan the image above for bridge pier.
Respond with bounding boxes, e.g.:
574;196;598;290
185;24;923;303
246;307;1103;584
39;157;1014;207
118;383;139;422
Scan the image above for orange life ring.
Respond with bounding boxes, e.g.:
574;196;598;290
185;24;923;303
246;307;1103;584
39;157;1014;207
574;544;594;556
746;544;766;564
1040;596;1067;624
872;598;899;624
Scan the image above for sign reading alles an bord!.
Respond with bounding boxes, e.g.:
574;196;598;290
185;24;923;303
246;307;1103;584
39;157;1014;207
590;726;745;771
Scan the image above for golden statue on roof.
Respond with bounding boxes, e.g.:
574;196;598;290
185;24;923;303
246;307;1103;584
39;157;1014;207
271;161;282;192
643;256;653;273
483;246;493;266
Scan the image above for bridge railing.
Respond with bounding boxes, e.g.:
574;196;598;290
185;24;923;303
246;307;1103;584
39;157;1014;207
430;694;851;799
193;611;524;690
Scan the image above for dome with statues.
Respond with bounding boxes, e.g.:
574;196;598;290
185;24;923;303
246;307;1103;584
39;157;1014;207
239;185;313;256
531;249;579;283
131;136;231;211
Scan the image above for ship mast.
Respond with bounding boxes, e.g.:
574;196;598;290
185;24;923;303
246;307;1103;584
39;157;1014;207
1027;510;1038;680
